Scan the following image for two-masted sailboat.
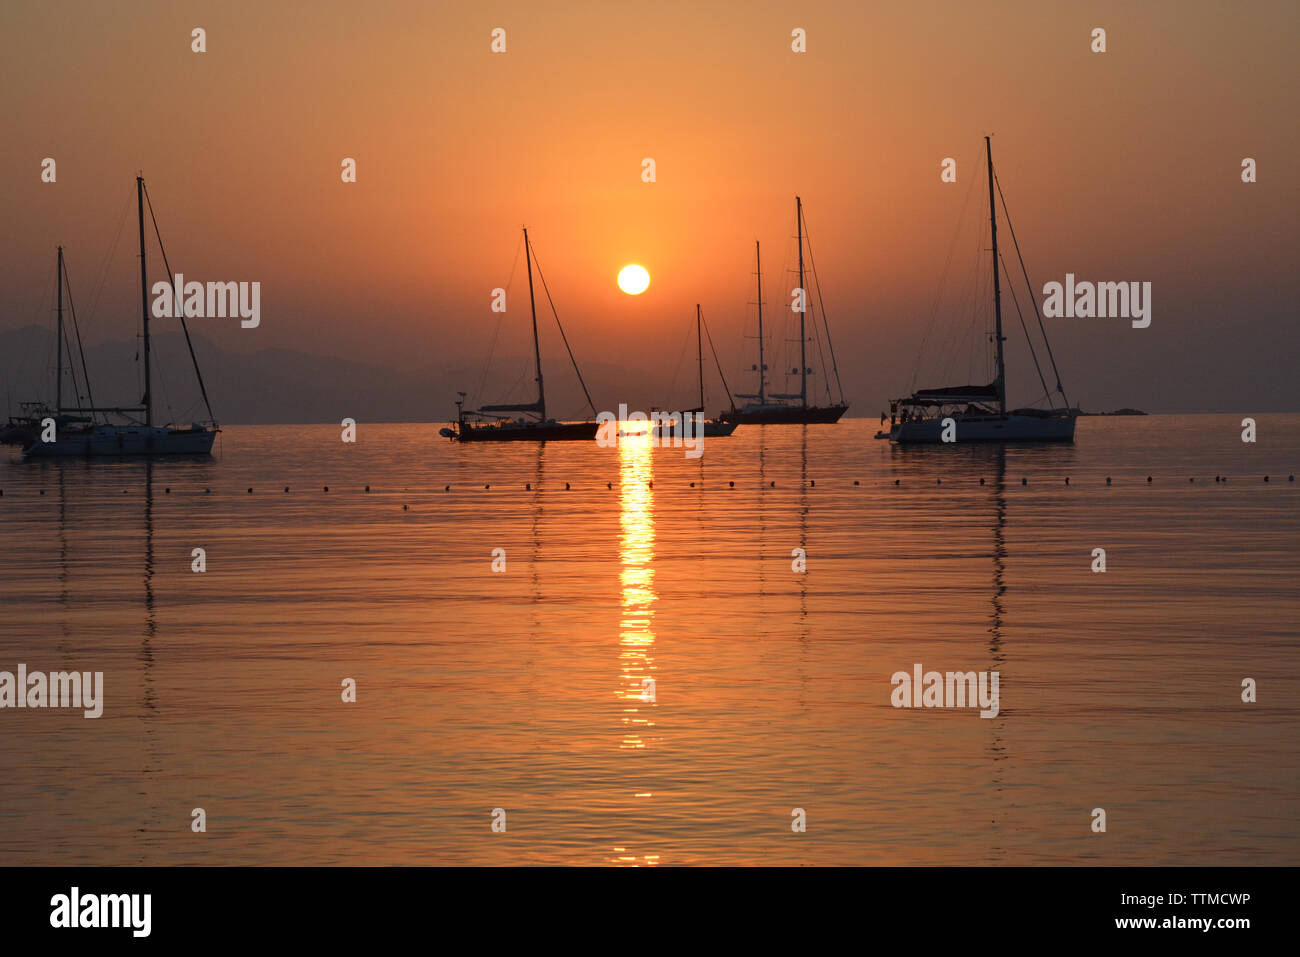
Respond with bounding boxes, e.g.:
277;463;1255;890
11;176;219;457
723;196;849;426
442;228;599;442
877;138;1075;443
652;304;738;440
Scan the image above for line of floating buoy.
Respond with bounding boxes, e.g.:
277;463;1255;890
3;472;1296;502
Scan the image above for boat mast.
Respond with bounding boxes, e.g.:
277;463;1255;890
137;175;153;428
755;240;766;405
523;228;546;421
796;196;807;408
696;303;704;411
55;246;64;414
985;137;1006;416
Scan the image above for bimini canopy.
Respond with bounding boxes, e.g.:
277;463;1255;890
899;382;1000;406
479;400;544;414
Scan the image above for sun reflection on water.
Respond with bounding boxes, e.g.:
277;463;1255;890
617;432;656;749
611;433;660;865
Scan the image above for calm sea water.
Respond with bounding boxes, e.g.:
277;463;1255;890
0;415;1296;865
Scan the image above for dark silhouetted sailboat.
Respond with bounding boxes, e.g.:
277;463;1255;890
442;228;599;442
723;197;848;425
653;304;738;440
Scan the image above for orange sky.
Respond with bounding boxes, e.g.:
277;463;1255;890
1;0;1297;413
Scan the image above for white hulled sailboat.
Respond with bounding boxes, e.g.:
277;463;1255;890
878;138;1075;444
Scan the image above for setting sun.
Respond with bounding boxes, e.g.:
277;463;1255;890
617;264;650;295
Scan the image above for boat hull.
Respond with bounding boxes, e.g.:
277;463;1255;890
884;413;1076;444
653;419;737;438
722;404;848;425
455;421;599;442
22;426;218;457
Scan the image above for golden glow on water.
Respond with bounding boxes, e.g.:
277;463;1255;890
618;433;656;750
613;434;661;865
3;419;1298;866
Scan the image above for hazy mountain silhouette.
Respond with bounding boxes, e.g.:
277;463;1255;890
0;326;697;424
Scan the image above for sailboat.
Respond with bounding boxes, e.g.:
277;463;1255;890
653;304;738;440
15;176;219;457
442;228;599;442
723;197;849;425
0;247;94;446
877;138;1075;443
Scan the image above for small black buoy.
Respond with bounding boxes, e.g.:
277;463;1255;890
1106;477;1112;485
1264;475;1269;482
1064;477;1069;485
526;483;531;490
1290;475;1295;482
403;504;408;510
1147;476;1152;483
690;481;695;487
284;486;289;492
810;480;815;487
769;481;775;487
937;478;942;485
40;489;46;496
444;485;450;491
979;478;985;486
606;482;612;489
1189;477;1194;483
165;487;171;494
565;482;570;490
853;480;859;486
1021;477;1027;485
204;488;211;494
648;481;652;488
247;487;253;494
324;486;330;492
729;480;735;487
365;485;370;492
485;484;490;489
894;479;900;486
